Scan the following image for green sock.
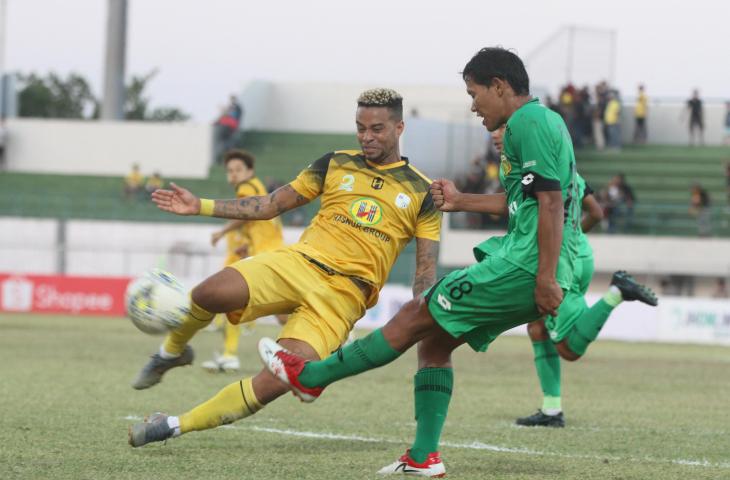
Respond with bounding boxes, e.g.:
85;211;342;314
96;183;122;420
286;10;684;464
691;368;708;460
532;340;561;411
566;298;616;356
299;328;401;388
410;368;453;464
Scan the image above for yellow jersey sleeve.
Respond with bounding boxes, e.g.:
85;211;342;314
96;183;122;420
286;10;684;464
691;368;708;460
236;182;261;199
415;192;442;241
288;153;333;200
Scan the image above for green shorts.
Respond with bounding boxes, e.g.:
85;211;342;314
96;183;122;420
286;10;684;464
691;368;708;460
545;253;594;342
425;256;540;352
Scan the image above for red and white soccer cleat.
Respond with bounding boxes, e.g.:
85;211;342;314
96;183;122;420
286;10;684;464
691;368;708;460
377;450;446;477
257;337;324;403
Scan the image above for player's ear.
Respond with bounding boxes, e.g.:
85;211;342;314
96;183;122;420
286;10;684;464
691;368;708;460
395;119;405;137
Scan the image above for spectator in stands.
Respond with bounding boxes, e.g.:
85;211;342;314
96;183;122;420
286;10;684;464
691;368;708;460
686;89;704;146
711;278;728;298
633;84;648;144
214;95;244;163
689;183;711;236
124;163;145;200
145;172;164;195
604;90;622;150
592;81;609;150
602;173;635;233
724;102;730;146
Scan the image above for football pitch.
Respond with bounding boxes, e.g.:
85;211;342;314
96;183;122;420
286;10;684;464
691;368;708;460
1;313;728;480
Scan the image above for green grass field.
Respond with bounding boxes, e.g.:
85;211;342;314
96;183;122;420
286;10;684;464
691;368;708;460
1;314;728;479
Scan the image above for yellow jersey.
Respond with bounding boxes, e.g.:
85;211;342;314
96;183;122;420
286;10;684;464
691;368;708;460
634;92;648;118
235;176;285;256
289;150;442;306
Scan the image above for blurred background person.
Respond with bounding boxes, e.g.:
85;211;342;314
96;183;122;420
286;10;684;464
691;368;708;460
124;163;145;201
633;84;648;144
689;183;711;237
686;89;704;146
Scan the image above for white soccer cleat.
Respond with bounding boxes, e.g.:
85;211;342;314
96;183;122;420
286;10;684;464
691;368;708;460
201;353;240;373
377;450;446;477
257;337;323;403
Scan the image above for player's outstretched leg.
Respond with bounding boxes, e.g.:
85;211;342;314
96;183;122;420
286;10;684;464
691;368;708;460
516;320;564;427
559;270;657;360
129;338;319;447
131;268;250;389
259;297;437;401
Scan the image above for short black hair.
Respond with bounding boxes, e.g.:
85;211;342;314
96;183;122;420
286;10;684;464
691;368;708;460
224;149;255;169
462;47;530;95
357;88;403;121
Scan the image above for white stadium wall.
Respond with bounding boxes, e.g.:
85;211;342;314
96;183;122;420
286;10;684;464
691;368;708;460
5;118;213;178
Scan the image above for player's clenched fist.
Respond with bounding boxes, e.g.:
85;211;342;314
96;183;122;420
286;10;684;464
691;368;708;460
430;178;462;212
151;182;201;216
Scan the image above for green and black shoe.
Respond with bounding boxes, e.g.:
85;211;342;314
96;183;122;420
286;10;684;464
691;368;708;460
515;410;565;428
611;270;658;306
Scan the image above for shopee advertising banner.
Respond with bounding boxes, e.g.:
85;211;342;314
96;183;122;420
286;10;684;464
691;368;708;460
0;274;132;316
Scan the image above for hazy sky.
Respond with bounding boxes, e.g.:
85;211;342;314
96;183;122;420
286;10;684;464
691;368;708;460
5;0;729;120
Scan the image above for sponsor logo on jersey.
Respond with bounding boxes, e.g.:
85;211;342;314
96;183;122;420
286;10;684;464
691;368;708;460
521;173;535;185
349;197;383;225
339;174;355;191
371;177;384;190
500;156;512;176
394;193;411;209
524;160;537;168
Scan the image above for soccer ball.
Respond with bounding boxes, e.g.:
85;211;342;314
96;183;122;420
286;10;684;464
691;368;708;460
125;269;190;335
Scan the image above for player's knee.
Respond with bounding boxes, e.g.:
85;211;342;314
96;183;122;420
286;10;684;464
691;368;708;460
191;282;219;313
527;320;549;341
556;342;581;362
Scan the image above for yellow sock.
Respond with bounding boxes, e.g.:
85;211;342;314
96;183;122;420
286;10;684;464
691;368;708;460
163;299;215;356
179;377;262;433
223;321;241;358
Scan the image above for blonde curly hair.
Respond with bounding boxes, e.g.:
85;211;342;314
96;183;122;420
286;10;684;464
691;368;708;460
357;88;403;120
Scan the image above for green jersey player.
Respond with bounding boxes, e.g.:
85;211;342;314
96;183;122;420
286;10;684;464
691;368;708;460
258;47;602;477
482;125;657;428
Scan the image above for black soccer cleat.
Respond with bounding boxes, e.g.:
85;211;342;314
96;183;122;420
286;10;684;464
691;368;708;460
515;410;565;428
610;270;658;306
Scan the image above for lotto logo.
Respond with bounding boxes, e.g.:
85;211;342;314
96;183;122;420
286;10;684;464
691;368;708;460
1;276;34;312
521;173;535;185
437;294;452;311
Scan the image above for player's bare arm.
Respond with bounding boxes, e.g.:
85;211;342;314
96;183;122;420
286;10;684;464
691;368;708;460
581;193;604;233
430;178;507;215
412;238;439;297
534;189;564;317
152;182;309;220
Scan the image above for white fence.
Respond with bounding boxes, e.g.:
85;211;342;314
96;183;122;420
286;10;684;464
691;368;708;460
5;118;213;178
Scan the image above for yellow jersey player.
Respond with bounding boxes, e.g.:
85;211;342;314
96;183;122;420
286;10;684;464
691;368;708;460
202;149;287;373
128;88;442;449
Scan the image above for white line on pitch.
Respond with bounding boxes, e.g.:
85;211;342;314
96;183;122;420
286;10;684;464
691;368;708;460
246;426;730;470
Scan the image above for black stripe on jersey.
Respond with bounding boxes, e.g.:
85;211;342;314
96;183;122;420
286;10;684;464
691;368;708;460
418;190;437;218
307;152;335;190
583;182;594;199
521;171;561;200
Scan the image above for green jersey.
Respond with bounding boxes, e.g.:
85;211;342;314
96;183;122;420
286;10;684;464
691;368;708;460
575;173;593;260
474;98;580;289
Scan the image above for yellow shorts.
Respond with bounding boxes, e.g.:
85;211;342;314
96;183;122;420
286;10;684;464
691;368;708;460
227;247;367;359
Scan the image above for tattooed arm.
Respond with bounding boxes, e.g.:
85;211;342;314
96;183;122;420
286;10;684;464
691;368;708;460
152;182;310;220
412;237;440;297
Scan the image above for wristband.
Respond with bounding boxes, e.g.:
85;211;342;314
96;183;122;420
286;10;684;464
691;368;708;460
199;198;215;216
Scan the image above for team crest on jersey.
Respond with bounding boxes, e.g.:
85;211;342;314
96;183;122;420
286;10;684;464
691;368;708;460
500;155;512;176
371;177;384;190
339;174;355;191
350;197;383;225
394;193;411;209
